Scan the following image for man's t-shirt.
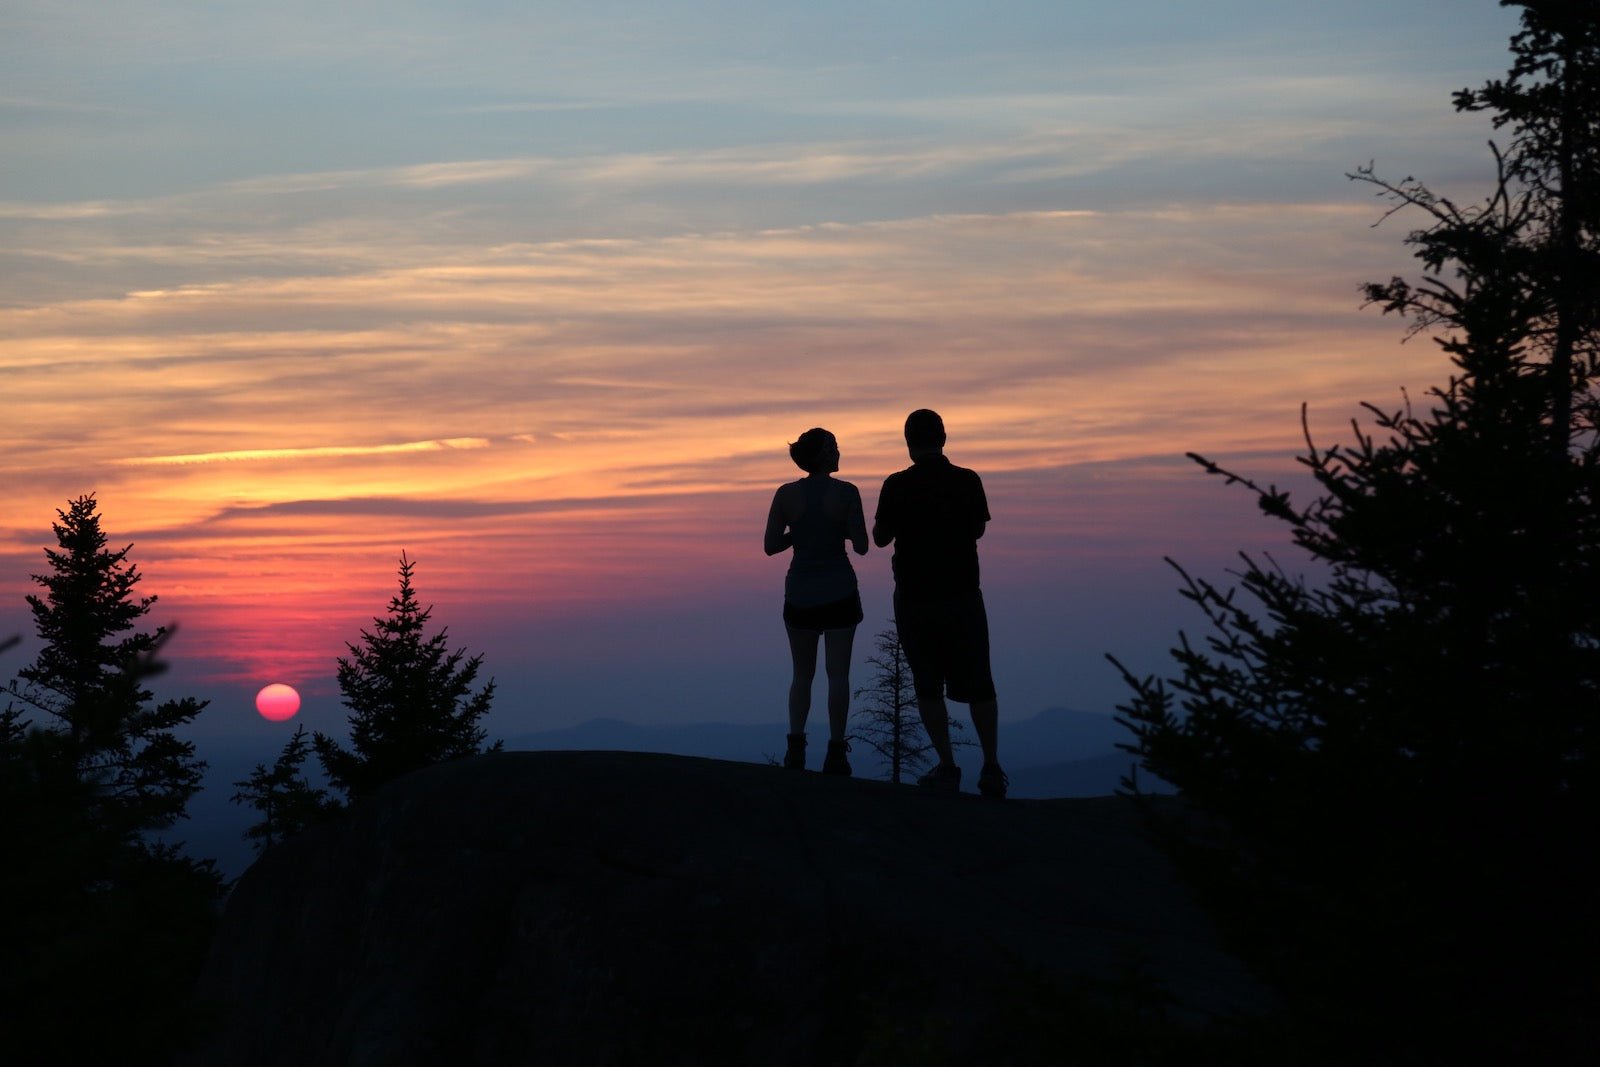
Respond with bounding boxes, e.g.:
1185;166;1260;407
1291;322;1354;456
874;455;990;596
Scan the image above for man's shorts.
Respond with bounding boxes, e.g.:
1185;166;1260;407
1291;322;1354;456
893;587;996;704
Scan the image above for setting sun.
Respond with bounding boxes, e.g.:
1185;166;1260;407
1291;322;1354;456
254;683;301;722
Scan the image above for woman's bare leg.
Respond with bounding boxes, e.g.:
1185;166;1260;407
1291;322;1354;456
786;625;820;736
823;625;857;743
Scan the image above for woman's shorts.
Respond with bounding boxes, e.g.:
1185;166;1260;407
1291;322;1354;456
783;592;864;633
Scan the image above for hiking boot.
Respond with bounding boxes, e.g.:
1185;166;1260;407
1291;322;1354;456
822;739;852;776
916;762;961;793
978;762;1009;800
783;733;806;770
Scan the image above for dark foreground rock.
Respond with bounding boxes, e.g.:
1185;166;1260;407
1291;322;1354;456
192;751;1268;1065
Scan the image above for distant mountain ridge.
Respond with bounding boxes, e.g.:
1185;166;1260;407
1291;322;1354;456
506;705;1129;768
505;706;1154;800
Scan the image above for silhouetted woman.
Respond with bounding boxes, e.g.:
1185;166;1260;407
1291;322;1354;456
764;428;868;774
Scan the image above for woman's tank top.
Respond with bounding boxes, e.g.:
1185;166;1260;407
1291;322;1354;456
784;477;859;608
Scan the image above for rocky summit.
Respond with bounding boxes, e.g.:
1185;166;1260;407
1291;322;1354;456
192;751;1266;1065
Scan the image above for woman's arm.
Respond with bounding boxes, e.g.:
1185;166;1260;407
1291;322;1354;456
846;484;868;556
764;487;792;556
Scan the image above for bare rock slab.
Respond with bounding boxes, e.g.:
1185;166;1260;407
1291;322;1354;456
193;751;1266;1065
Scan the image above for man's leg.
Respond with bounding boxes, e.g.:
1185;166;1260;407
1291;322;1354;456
958;591;1005;798
897;588;960;789
969;697;999;766
916;690;955;766
914;690;961;791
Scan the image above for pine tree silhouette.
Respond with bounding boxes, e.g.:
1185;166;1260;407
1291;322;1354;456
850;625;965;783
1;495;220;1063
1111;6;1600;1057
314;553;501;801
5;494;210;842
232;723;335;853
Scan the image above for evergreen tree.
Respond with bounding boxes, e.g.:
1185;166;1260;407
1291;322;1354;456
0;635;21;748
314;553;500;801
1111;4;1598;1056
231;723;335;853
1452;0;1600;457
850;625;966;784
5;495;210;837
0;495;220;1064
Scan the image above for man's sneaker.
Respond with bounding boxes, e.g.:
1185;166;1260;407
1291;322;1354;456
822;739;852;776
917;762;961;793
783;733;806;770
978;762;1009;800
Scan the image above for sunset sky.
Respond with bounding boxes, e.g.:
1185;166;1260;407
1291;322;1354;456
3;1;1523;742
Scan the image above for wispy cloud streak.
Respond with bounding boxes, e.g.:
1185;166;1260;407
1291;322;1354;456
120;437;493;467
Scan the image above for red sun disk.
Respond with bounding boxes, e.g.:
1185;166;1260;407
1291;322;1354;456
255;683;301;722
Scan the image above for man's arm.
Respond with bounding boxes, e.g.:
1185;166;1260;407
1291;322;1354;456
871;478;896;548
971;471;991;540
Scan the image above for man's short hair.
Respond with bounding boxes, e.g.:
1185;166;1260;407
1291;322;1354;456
904;409;946;449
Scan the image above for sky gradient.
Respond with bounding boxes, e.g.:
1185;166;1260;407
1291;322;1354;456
3;1;1524;740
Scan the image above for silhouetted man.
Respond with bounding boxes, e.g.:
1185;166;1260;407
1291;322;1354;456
872;409;1006;798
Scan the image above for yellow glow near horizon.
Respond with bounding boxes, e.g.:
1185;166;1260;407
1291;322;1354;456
117;437;493;467
2;204;1447;683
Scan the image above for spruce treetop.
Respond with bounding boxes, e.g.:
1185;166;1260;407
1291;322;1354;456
5;494;208;835
314;553;499;801
17;495;163;730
